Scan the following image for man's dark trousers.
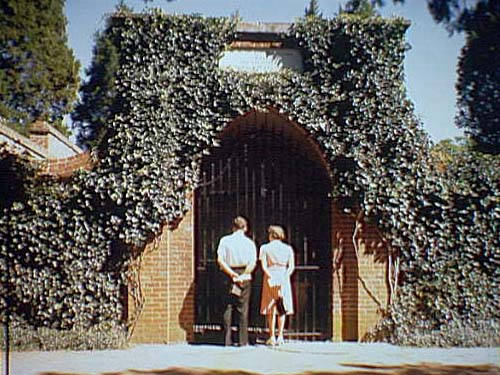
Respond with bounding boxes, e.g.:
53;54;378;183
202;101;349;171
223;276;251;346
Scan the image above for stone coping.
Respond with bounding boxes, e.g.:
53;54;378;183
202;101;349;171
237;22;292;34
0;122;47;159
0;120;82;159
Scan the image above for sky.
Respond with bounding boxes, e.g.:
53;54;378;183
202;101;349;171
65;0;466;142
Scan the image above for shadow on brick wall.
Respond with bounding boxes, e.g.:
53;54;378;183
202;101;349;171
179;282;196;343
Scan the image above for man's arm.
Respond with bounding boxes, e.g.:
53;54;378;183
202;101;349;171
240;242;257;280
217;256;238;280
245;242;257;273
243;261;256;275
217;239;238;280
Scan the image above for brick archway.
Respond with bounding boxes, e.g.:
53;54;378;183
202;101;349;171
195;109;333;341
128;110;388;344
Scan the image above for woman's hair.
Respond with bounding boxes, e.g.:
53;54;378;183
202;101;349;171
268;225;286;241
232;216;248;231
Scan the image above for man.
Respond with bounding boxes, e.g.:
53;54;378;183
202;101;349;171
217;216;257;346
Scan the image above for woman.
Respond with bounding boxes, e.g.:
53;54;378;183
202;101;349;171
259;225;295;346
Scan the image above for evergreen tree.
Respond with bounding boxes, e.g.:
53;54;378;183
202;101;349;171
341;0;379;17
375;0;499;154
71;2;131;149
304;0;322;18
348;1;493;33
71;29;120;149
456;1;499;154
424;0;493;34
0;0;80;135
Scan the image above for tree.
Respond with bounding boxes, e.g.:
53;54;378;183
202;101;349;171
430;136;487;168
71;2;132;149
304;0;323;18
71;30;120;149
0;0;80;135
424;0;493;34
371;0;499;154
341;0;379;17
456;2;499;154
360;0;489;34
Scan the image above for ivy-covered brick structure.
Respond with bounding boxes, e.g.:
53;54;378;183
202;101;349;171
115;14;414;343
1;11;498;349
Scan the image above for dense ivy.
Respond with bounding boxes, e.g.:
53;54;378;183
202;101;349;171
0;11;498;346
366;147;499;346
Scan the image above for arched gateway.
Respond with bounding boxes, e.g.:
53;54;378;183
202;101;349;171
127;20;392;345
195;110;332;341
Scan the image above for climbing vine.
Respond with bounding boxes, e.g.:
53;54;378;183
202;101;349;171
0;10;498;348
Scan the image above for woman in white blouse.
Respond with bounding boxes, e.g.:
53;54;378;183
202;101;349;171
259;225;295;346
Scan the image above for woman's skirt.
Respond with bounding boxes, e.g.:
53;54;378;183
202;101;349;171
260;266;293;315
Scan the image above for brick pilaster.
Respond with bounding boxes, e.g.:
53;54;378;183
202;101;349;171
164;207;195;342
129;203;195;344
331;202;388;341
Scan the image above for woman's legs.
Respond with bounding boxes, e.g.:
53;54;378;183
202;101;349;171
277;314;286;344
266;305;276;345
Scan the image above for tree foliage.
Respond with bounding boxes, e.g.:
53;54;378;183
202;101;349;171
0;11;498;347
365;0;490;33
374;0;499;153
424;0;494;34
341;0;380;17
71;13;126;149
0;0;80;135
304;0;323;18
455;1;499;154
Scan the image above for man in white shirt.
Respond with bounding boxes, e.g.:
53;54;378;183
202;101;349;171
217;216;257;346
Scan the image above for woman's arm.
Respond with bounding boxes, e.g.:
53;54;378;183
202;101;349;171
260;250;271;279
286;248;295;277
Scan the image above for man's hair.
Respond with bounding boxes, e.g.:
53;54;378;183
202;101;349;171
268;225;286;241
232;216;248;231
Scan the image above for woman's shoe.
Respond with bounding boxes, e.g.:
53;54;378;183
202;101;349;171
266;337;276;346
276;336;284;345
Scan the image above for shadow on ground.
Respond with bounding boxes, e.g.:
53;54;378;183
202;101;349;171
39;363;500;375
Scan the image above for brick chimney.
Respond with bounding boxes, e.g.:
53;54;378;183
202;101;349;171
28;119;50;151
27;119;82;158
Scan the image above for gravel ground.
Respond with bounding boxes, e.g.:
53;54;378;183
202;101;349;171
4;342;500;375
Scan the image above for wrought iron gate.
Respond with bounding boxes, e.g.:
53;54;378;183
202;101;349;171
195;123;332;341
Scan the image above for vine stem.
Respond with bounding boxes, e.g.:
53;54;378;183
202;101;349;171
374;226;400;307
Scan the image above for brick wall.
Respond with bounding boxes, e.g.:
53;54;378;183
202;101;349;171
331;204;357;341
128;234;169;343
29;132;49;151
40;152;94;177
39;151;388;343
129;203;195;343
357;221;388;340
331;202;388;342
38;151;197;343
131;199;388;344
165;207;195;342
